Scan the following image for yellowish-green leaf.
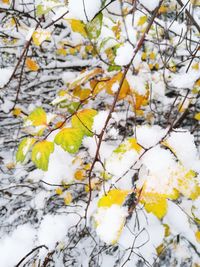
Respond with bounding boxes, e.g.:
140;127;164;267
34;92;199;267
68;19;87;37
16;138;36;162
25;107;47;127
71;109;97;137
54;127;84;153
98;189;130;208
31;141;54;171
86;13;103;39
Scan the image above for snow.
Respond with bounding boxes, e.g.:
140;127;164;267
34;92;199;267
119;210;165;264
139;0;160;11
115;42;134;66
0;68;13;88
0;224;36;267
136;125;167;148
127;73;148;95
37;213;79;250
94;205;128;244
166;130;200;172
170;69;200;89
1;99;13;113
68;0;101;22
92;110;108;134
42;145;79;186
106;150;139;177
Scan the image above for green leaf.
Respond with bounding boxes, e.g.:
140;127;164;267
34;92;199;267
54;128;84;153
71;109;98;137
86;13;103;39
16;138;36;163
25;107;47;126
31;141;54;171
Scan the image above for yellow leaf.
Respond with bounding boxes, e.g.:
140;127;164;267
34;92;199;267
159;5;168;13
192;63;199;70
68;19;87;37
32;29;51;46
31;141;54;171
55;188;63;195
149;52;156;60
114;138;142;155
73;87;91;100
25;107;47;126
132;91;149;110
69;68;103;90
56;48;67;56
12;108;22;117
26;58;39;71
194;113;200;120
71;109;97;137
98;189;130;208
140;191;168;219
195;231;200;243
106;72;130;100
178;170;200;200
137;16;147;26
2;0;9;4
74;170;86;181
64;192;72;205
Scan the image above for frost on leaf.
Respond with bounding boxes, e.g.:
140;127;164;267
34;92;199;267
16;137;36;163
54;127;84;153
31;141;54;171
71;109;98;137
